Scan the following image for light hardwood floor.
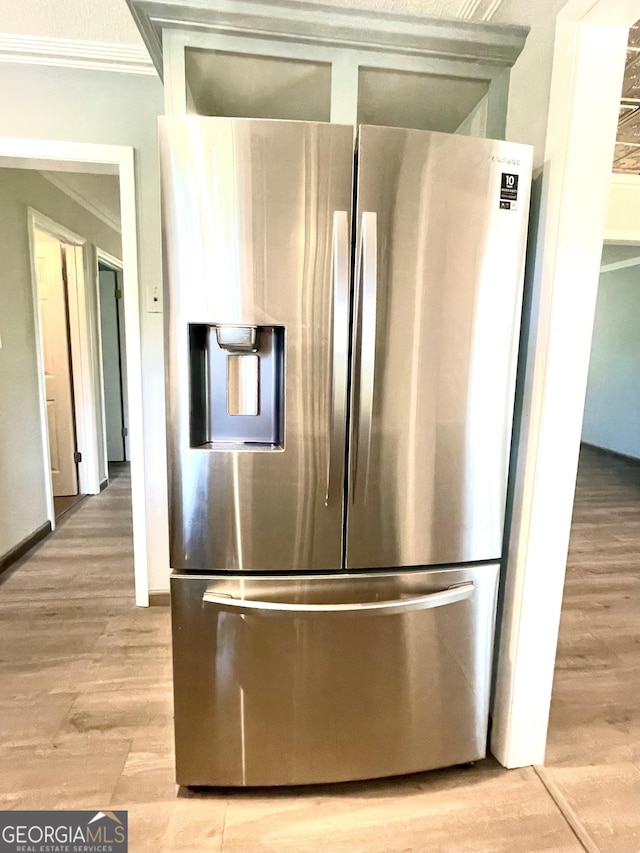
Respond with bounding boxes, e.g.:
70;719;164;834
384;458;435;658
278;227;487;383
0;449;637;853
539;446;640;853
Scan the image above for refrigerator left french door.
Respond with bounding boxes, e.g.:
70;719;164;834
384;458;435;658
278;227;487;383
160;117;354;571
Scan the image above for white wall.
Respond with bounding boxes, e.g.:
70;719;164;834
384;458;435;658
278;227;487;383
42;171;122;231
490;2;634;768
604;174;640;242
0;2;618;590
493;0;569;169
0;64;169;590
0;167;121;558
581;264;640;459
583;176;640;458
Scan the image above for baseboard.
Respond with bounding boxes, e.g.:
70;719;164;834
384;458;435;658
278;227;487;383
581;442;640;466
99;478;109;492
148;589;170;606
0;521;52;577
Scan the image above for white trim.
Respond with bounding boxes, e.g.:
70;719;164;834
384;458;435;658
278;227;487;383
30;209;85;246
116;148;150;607
609;173;640;188
161;29;187;117
128;0;529;77
603;222;640;246
490;0;637;768
0;138;125;168
603;172;640;243
29;211;102;498
458;0;483;20
95;249;126;481
603;229;640;243
600;256;640;273
482;0;504;21
573;0;640;25
96;249;124;272
458;0;506;21
66;242;102;495
329;53;359;125
26;218;55;532
0;138;149;607
94;254;110;490
0;33;156;76
38;171;121;234
170;25;509;78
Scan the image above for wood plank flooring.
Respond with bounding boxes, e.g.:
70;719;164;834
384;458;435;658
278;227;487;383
53;492;86;520
541;445;640;853
0;448;637;853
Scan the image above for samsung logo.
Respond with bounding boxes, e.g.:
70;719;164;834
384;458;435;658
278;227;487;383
492;156;521;165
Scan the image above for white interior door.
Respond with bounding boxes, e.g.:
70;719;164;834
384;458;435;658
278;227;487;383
35;230;78;497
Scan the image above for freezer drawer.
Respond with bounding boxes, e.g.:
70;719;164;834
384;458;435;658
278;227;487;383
171;564;499;787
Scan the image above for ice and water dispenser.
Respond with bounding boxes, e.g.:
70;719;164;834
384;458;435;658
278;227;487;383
189;324;285;450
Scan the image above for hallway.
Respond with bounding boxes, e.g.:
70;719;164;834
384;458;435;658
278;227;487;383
0;451;637;853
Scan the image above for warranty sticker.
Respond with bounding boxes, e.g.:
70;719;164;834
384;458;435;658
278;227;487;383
500;172;519;210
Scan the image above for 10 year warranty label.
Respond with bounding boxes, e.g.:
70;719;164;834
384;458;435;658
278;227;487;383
500;172;519;210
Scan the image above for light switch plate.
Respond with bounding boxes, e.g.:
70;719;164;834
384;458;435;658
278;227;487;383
149;281;163;313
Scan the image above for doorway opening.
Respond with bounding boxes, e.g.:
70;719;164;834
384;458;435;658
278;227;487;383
490;3;639;770
97;256;129;470
537;234;640;843
26;176;129;524
0;140;148;605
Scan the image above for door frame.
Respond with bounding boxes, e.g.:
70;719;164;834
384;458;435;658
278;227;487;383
95;248;126;477
490;0;639;768
0;139;149;606
30;212;96;501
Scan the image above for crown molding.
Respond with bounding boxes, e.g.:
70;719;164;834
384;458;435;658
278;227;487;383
38;170;122;234
0;33;156;76
609;172;640;187
600;256;640;273
126;0;528;79
457;0;506;22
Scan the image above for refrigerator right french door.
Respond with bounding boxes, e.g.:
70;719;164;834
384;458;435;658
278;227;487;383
346;126;533;570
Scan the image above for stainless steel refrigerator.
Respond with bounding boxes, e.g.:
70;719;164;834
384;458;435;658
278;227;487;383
159;116;532;787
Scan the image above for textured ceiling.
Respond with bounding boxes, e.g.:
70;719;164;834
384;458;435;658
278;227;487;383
0;0;144;45
613;20;640;175
0;0;515;48
246;0;504;19
2;0;636;173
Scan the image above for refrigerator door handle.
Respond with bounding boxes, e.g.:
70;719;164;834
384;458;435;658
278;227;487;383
352;211;378;504
325;210;350;507
202;581;474;617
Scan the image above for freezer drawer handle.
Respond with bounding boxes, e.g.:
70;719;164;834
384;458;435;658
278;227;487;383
202;581;474;617
325;210;350;507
